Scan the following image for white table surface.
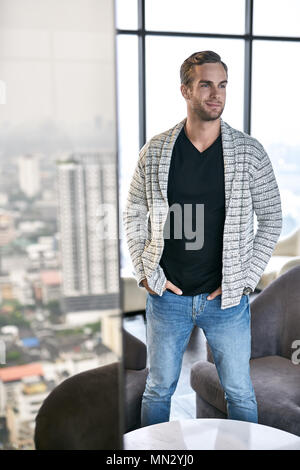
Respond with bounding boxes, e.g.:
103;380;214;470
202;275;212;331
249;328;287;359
123;418;300;450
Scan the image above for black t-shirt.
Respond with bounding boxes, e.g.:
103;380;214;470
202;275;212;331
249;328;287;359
159;126;225;295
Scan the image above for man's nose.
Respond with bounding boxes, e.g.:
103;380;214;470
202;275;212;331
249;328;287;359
210;86;221;99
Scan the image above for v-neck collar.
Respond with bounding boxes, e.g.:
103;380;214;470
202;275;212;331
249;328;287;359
158;117;236;214
181;125;221;155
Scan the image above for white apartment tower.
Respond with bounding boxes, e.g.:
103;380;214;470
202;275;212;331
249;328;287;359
18;154;41;198
56;153;119;314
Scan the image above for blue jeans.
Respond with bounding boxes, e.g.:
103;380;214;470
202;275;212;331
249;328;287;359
141;290;258;427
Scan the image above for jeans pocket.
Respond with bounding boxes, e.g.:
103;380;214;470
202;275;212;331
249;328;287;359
148;291;159;297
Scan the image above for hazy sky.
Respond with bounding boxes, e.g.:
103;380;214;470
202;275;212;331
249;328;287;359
0;0;116;133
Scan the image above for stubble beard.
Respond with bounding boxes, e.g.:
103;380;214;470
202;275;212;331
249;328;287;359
192;100;224;122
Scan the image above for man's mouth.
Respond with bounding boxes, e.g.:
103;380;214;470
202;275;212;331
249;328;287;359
206;102;221;108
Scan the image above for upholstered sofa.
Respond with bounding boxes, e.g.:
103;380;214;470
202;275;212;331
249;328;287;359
190;265;300;436
34;329;148;449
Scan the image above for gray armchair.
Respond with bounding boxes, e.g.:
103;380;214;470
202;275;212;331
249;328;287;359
190;265;300;436
257;227;300;290
123;329;148;432
34;329;148;449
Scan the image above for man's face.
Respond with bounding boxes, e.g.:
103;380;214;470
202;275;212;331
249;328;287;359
181;62;227;121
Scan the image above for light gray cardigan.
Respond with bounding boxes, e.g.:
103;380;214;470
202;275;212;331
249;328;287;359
123;117;282;309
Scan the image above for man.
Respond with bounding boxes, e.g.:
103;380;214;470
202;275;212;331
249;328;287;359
123;51;282;426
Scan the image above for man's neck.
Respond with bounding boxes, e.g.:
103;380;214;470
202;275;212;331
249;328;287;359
184;116;221;145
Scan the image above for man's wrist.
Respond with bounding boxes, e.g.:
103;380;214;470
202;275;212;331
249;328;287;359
243;286;253;295
138;278;146;288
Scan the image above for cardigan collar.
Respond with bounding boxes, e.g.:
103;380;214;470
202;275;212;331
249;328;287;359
158;117;235;213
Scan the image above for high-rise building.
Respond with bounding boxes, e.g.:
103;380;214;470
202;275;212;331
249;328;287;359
56;153;119;318
17;155;41;198
0;210;16;276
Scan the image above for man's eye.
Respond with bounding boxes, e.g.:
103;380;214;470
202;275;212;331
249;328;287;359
201;84;208;87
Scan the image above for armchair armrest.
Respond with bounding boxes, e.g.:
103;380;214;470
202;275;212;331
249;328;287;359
250;277;286;359
206;342;215;364
123;328;147;370
207;266;300;361
272;227;300;256
205;287;283;363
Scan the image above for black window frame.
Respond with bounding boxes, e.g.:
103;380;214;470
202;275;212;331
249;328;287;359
116;0;300;148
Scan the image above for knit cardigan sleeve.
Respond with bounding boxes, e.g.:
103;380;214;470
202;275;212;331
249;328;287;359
122;142;150;288
247;151;283;291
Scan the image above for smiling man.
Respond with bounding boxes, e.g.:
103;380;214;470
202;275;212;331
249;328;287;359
123;50;282;427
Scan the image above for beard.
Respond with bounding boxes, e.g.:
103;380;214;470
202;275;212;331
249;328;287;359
191;100;224;121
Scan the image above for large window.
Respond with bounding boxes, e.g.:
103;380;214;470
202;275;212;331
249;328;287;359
0;0;122;450
117;0;300;267
253;0;300;37
146;36;244;137
116;34;139;277
145;0;245;35
252;40;300;236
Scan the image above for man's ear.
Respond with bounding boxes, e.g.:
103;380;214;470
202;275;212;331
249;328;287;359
181;84;191;100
